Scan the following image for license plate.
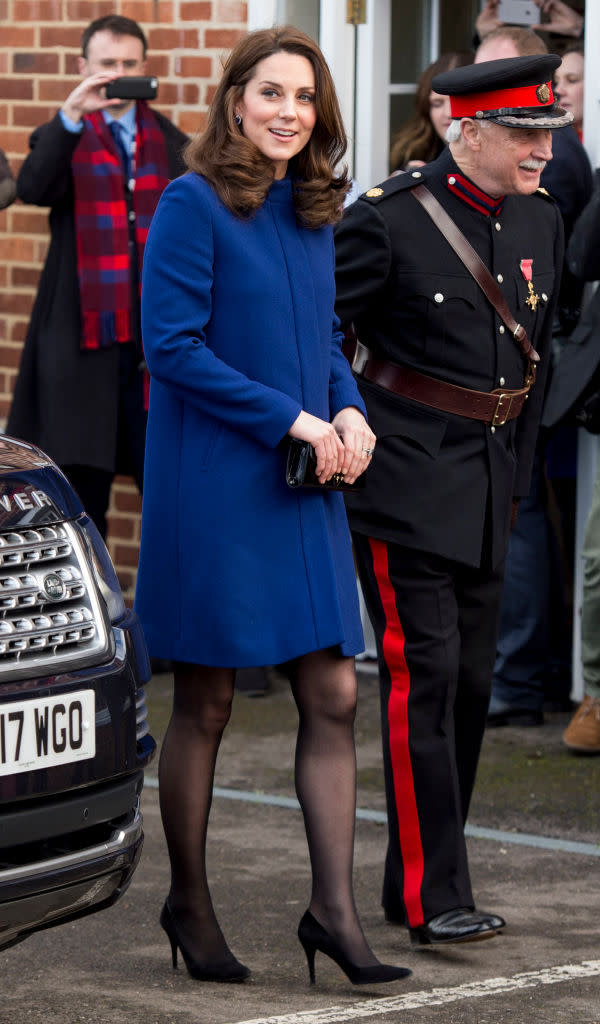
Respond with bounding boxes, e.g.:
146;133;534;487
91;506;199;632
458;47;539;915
0;690;95;776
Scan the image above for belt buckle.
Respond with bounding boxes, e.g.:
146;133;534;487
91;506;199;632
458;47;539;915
352;340;370;375
492;392;513;427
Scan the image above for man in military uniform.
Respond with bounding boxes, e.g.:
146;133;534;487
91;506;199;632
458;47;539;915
334;56;569;946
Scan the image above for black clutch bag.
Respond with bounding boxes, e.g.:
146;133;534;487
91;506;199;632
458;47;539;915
285;438;366;492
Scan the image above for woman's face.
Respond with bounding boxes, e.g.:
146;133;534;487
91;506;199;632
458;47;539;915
429;90;452;143
554;52;584;132
236;51;317;179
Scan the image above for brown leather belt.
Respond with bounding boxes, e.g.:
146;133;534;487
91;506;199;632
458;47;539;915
352;343;530;427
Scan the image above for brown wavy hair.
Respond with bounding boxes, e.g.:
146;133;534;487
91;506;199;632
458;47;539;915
185;26;350;228
389;52;473;171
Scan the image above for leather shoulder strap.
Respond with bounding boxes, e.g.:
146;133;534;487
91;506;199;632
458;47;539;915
412;183;539;364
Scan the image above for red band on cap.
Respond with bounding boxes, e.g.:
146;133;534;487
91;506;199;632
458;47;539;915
450;81;554;118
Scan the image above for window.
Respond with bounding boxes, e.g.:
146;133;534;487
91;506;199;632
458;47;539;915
276;0;320;41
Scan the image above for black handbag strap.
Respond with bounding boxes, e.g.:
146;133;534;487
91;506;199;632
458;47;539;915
412;183;539;370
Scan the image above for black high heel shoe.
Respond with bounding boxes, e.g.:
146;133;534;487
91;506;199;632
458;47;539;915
298;910;411;986
159;901;251;983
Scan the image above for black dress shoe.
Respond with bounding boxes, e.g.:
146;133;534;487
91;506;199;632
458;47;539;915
409;908;500;946
386;906;505;931
477;909;506;930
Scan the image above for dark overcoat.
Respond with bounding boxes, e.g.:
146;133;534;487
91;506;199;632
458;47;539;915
134;174;365;667
540;125;592;333
542;168;600;429
7;111;188;472
334;148;564;569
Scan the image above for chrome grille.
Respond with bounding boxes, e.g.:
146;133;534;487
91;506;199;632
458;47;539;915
0;523;111;680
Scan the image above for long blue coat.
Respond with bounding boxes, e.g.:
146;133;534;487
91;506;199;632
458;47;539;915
134;173;365;666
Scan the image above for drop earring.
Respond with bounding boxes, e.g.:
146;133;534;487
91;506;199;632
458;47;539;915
234;113;242;126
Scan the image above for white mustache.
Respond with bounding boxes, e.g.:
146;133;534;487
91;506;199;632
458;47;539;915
519;159;547;171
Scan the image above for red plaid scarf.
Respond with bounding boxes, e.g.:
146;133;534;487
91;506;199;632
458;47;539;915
71;102;169;350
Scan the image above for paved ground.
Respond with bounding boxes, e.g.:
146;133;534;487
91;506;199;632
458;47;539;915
1;666;599;1024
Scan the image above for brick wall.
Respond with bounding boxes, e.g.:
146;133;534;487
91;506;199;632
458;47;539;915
0;0;248;602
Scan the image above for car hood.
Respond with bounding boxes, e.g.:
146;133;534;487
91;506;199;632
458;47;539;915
0;435;84;529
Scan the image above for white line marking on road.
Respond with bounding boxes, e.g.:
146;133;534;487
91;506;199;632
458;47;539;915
225;960;600;1024
144;778;600;857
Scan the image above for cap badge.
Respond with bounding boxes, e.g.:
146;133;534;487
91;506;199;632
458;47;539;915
365;187;384;198
536;83;551;104
520;259;540;311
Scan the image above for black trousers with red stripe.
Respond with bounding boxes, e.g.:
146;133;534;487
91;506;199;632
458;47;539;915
353;533;505;928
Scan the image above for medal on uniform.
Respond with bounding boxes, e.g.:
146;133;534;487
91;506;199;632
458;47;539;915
520;259;540;311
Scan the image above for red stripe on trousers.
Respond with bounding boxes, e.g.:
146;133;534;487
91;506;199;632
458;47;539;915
369;537;425;926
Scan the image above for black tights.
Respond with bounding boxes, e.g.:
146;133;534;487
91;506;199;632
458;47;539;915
158;650;378;966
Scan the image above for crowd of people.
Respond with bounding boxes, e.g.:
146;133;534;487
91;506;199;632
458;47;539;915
0;0;597;988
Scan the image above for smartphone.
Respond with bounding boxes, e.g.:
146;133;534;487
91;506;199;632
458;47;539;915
105;76;158;100
496;0;538;26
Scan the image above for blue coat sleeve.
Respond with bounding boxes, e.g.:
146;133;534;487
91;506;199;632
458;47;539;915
141;175;302;448
328;317;367;420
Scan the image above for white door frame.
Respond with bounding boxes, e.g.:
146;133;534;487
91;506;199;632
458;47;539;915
318;4;359;178
572;0;600;702
247;0;277;29
353;0;392;190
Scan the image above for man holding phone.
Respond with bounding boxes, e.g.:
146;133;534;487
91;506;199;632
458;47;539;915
8;15;188;538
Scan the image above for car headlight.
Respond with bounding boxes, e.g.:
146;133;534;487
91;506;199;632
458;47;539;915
78;515;127;623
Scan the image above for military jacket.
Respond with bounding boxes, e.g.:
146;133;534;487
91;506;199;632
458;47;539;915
334;147;563;568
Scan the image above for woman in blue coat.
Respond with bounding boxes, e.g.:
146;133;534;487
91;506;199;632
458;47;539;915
135;27;410;987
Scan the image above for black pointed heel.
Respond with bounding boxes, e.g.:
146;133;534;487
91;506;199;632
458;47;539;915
159;901;251;983
297;910;411;986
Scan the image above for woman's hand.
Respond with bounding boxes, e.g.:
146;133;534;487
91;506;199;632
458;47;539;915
288;411;345;483
331;407;376;484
